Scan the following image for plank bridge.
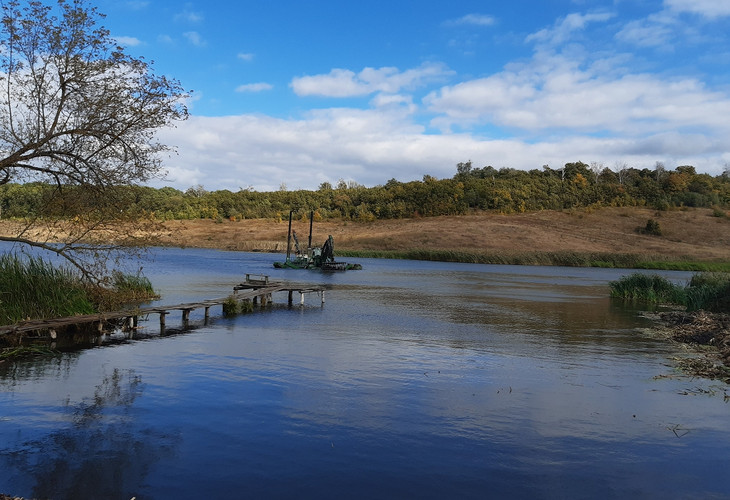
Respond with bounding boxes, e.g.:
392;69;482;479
0;274;325;340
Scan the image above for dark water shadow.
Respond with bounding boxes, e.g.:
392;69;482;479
0;368;180;499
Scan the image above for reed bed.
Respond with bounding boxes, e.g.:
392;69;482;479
0;254;95;325
0;254;158;324
337;249;730;271
610;271;730;312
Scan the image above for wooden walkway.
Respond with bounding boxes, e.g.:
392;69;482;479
0;275;325;339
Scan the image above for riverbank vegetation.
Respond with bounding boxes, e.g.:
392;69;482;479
0;255;158;325
610;272;730;312
611;272;730;381
339;249;730;272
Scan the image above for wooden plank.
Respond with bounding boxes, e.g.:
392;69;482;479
0;282;325;336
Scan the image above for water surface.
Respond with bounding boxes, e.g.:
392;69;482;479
1;248;728;499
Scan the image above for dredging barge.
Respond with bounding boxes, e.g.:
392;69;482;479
274;211;362;271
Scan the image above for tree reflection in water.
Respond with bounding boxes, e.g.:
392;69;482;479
1;368;180;499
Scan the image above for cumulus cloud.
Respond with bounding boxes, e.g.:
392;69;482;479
154;94;730;192
148;5;730;192
425;46;730;137
290;62;453;98
237;53;255;62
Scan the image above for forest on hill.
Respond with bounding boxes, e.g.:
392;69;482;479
1;161;729;222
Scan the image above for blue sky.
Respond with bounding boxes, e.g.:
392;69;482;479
96;0;730;191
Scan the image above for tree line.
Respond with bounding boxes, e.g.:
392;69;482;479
1;161;728;223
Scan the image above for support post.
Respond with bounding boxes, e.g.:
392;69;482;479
300;292;305;305
286;210;293;261
288;290;293;305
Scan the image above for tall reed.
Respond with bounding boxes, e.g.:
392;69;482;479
610;271;730;312
609;273;686;304
0;254;160;324
337;249;729;271
0;254;95;324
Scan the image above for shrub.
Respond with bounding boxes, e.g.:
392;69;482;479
639;218;662;236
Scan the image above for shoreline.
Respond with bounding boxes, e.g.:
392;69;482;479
0;207;728;269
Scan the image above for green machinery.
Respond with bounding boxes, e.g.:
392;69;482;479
273;211;362;270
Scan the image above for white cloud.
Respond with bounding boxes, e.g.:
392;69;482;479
445;14;496;27
526;12;614;46
290;62;452;98
154;93;730;192
665;0;730;18
370;93;416;112
183;31;205;47
237;53;255;62
147;7;730;192
175;5;203;23
113;36;142;47
424;49;730;138
615;14;676;48
235;82;273;93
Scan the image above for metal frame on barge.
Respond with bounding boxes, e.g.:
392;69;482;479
273;210;361;271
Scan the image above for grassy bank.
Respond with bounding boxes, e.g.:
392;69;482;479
337;249;730;271
0;254;158;325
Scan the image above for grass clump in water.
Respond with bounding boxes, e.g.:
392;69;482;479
609;273;686;304
685;273;730;312
222;295;239;315
91;270;159;311
610;271;730;312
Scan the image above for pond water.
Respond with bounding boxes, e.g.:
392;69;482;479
1;248;729;499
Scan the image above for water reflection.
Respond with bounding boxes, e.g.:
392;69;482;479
0;368;180;498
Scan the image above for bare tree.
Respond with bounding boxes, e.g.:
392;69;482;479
614;161;628;185
589;161;603;184
0;0;187;280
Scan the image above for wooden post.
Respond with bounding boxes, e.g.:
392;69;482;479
288;290;293;305
159;311;168;327
321;290;325;304
300;292;305;305
182;309;191;325
204;306;210;320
